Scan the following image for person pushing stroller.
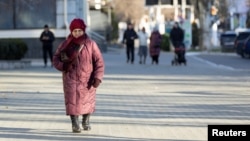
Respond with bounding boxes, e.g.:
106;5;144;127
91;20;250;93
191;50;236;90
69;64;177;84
170;22;186;65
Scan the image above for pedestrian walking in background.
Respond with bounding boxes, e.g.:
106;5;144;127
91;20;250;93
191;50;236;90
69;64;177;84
170;22;186;65
137;27;149;64
53;18;105;133
170;22;184;49
122;23;138;64
149;27;162;65
40;24;55;68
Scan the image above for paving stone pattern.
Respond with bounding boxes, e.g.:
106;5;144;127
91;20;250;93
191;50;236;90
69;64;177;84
0;48;250;141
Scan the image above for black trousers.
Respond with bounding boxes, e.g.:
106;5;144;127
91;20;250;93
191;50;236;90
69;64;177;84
126;44;135;63
152;55;159;64
42;45;53;65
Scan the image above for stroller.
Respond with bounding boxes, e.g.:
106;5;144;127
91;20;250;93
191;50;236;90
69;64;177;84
171;43;187;66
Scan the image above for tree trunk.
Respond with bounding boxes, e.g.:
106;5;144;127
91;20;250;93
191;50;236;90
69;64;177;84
199;12;212;51
194;0;213;51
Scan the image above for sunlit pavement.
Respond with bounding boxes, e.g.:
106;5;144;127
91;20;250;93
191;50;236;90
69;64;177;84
0;47;250;141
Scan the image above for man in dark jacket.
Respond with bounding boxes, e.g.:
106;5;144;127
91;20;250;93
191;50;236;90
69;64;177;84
170;22;186;64
170;22;184;48
122;23;138;64
40;24;55;67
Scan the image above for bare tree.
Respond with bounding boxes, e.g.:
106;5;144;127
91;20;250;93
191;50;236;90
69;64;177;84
111;0;232;50
189;0;231;50
112;0;145;25
189;0;211;50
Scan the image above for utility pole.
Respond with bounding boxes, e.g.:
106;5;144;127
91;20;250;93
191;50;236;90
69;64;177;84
181;0;186;19
174;0;178;21
108;6;111;26
156;0;161;24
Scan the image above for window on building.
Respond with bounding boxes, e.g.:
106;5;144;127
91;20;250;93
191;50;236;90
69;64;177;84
178;0;191;5
161;0;173;5
0;0;56;29
145;0;158;5
145;0;173;5
0;1;14;29
145;0;191;6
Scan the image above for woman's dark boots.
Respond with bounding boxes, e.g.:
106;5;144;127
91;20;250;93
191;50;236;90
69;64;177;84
82;114;91;131
70;115;81;133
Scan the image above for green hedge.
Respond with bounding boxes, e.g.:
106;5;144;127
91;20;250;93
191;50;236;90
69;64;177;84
0;39;28;60
160;33;171;51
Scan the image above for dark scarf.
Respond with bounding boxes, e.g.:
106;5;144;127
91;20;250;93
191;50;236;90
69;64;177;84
60;34;87;51
60;34;88;62
71;34;87;45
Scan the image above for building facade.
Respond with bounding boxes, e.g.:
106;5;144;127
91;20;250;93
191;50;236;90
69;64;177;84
0;0;89;58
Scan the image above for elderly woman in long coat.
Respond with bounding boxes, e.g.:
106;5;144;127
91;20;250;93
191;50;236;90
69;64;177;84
149;28;162;64
53;18;105;133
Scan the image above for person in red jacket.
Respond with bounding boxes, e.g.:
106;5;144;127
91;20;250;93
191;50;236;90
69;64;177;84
53;18;105;133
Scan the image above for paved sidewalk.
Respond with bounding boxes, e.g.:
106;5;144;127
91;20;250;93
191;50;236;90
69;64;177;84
0;48;250;141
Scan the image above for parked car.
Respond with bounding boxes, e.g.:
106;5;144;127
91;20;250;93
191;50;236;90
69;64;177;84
241;36;250;58
220;31;237;52
234;30;250;58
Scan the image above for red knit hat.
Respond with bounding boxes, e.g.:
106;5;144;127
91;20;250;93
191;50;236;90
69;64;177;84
69;18;86;32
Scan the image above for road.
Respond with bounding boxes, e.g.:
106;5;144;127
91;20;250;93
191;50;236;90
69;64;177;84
195;52;250;71
0;48;250;141
87;9;250;71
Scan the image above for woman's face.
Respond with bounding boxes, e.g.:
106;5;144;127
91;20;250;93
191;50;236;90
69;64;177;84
72;28;84;38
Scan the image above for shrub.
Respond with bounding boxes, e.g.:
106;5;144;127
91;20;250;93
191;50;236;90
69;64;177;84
160;33;171;51
0;39;28;60
192;22;199;48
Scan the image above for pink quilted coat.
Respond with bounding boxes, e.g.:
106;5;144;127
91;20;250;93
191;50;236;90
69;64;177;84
53;37;105;116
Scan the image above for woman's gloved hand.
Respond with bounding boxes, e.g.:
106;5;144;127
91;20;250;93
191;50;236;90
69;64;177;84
60;43;82;63
92;78;101;88
60;52;69;62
